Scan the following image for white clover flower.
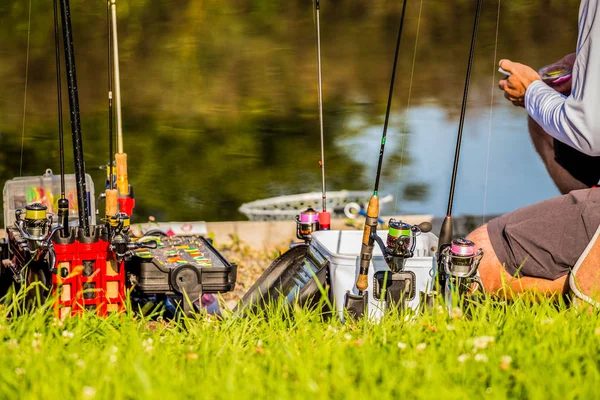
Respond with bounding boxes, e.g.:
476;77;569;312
82;386;97;399
33;332;42;338
416;343;427;353
76;360;86;368
327;325;339;334
160;336;166;343
32;339;41;351
474;353;489;363
62;330;75;339
500;355;512;370
446;324;456;331
451;307;464;319
402;360;417;369
541;318;554;325
7;339;19;349
397;342;407;350
257;339;263;347
473;336;494;350
343;334;352;341
594;327;600;336
110;346;119;354
52;318;64;328
109;354;117;364
14;368;25;376
457;354;469;363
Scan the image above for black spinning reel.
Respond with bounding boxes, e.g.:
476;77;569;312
372;219;432;273
372;219;432;309
438;238;485;307
107;213;156;261
5;204;62;283
294;208;320;242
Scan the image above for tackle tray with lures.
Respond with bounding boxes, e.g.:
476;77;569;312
127;235;237;298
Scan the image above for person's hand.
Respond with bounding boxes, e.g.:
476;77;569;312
542;52;575;95
498;59;542;107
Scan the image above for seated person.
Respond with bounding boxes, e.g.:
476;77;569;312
473;0;600;305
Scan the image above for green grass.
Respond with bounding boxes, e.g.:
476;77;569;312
1;290;600;400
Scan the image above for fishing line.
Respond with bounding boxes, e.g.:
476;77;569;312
19;0;33;177
393;0;424;217
482;0;502;225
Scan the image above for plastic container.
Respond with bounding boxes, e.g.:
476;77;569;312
310;229;438;320
3;169;96;229
130;235;237;296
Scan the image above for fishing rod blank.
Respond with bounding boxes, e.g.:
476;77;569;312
110;0;129;198
59;0;90;235
315;0;330;230
53;0;69;236
438;0;484;253
353;0;409;297
105;0;118;218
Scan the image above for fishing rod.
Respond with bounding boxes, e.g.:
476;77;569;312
315;0;330;230
53;0;69;236
436;0;484;287
110;0;134;216
58;0;90;235
105;0;118;222
348;0;409;313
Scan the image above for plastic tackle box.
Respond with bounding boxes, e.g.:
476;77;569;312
3;169;96;229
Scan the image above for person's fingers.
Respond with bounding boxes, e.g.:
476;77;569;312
499;59;516;73
504;91;513;102
498;79;507;90
504;77;519;90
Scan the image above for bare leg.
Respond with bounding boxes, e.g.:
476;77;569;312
528;116;587;194
467;225;569;299
570;228;600;308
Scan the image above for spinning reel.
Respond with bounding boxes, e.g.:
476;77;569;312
438;238;485;307
372;219;432;310
107;213;156;261
5;204;62;282
294;208;320;242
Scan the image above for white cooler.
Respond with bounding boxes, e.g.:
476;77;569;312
310;230;438;320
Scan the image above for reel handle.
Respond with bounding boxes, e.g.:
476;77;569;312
417;221;432;233
137;240;158;250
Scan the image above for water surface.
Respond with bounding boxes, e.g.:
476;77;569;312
0;0;579;224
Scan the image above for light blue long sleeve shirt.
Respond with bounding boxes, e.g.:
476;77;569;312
525;0;600;156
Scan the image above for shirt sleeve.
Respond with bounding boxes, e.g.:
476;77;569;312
525;0;600;156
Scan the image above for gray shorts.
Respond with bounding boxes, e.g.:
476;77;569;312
487;189;600;280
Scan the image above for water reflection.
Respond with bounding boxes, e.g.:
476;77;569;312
0;0;579;224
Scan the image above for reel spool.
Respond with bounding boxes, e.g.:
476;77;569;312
294;208;320;241
385;219;416;271
18;204;51;250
